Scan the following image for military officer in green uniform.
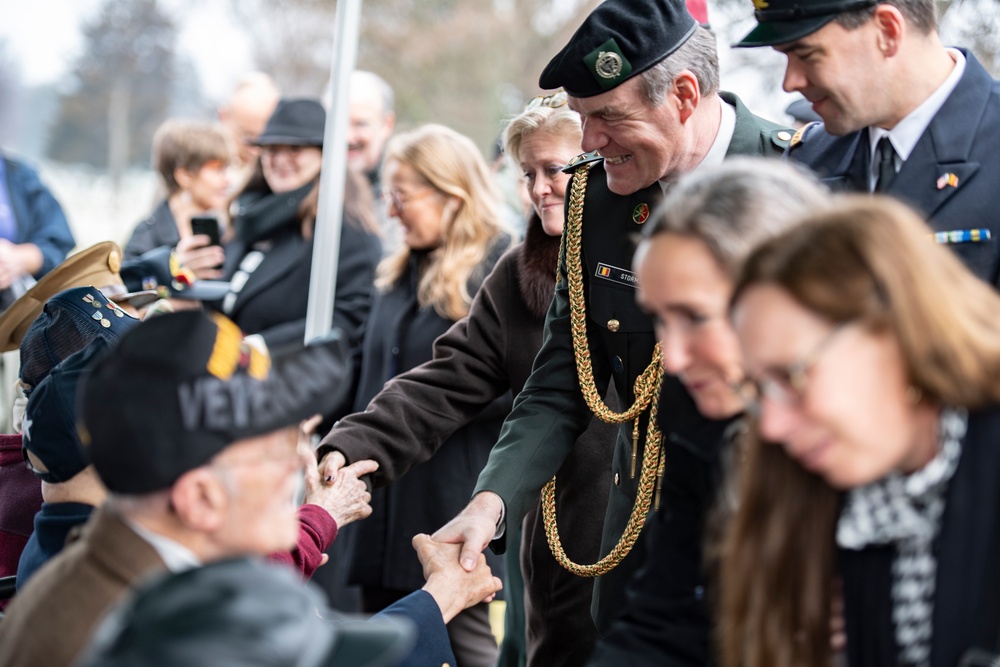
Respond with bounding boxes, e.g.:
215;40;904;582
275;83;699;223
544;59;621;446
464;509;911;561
433;0;792;633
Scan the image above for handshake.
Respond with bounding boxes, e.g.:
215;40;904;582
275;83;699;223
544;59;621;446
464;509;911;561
308;445;503;623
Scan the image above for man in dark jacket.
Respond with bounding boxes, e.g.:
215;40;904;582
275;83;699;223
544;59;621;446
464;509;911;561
417;0;790;633
734;0;1000;285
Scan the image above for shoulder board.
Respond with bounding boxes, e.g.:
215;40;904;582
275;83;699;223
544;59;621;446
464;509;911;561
770;128;794;150
562;151;602;173
787;121;819;152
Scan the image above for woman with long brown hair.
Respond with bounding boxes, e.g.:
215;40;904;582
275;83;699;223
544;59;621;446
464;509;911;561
723;197;1000;667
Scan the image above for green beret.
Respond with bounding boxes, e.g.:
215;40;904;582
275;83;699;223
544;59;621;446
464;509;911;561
539;0;698;98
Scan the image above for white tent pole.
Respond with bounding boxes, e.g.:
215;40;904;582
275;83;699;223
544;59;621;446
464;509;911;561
304;0;364;343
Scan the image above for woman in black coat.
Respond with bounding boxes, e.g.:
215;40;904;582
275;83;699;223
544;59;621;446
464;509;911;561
723;197;1000;667
336;124;511;667
208;98;382;355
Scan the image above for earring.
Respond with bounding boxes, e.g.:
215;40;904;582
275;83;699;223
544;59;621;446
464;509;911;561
906;385;923;405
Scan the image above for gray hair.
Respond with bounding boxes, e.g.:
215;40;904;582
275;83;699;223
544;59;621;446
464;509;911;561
834;0;936;32
638;27;720;105
351;70;395;115
643;158;831;279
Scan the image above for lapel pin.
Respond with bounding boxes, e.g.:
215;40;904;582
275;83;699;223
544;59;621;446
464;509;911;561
936;172;959;190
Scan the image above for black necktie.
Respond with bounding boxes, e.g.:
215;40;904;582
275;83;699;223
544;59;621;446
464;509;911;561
875;136;897;193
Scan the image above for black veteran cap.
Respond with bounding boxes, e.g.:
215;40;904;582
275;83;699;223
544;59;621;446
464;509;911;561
22;340;110;484
80;310;352;495
538;0;698;97
734;0;878;47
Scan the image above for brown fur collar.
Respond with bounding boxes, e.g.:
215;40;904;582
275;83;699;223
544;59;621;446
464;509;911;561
516;214;562;320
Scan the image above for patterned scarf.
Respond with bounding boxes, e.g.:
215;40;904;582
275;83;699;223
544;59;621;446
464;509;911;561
837;408;966;666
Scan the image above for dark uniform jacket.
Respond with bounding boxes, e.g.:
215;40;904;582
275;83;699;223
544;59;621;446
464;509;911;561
788;50;1000;285
841;406;1000;666
473;92;789;632
318;217;617;666
589;387;737;666
346;238;510;594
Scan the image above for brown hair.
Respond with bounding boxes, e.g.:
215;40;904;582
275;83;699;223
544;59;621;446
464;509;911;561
153;120;233;195
719;196;1000;667
834;0;936;33
376;124;509;321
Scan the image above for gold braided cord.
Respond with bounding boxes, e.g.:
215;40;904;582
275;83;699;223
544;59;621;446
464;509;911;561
541;369;663;577
541;161;665;577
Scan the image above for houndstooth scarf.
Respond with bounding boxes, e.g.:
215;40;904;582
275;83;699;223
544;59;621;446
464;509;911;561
836;407;966;667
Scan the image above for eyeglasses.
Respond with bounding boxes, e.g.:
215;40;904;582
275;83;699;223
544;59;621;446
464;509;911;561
733;322;852;414
525;90;569;111
382;187;435;212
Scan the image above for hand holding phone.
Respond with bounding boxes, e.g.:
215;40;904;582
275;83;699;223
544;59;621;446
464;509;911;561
190;214;222;247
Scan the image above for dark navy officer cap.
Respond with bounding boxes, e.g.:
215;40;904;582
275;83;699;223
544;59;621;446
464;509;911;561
538;0;698;97
734;0;878;47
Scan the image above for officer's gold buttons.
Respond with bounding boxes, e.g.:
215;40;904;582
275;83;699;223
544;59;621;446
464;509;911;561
607;319;620;332
777;130;792;142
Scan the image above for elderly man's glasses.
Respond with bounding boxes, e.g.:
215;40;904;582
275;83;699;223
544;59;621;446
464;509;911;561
525;90;569;111
733;323;852;414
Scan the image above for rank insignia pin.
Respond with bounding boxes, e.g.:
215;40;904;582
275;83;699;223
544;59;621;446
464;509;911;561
632;203;650;224
936;172;959;190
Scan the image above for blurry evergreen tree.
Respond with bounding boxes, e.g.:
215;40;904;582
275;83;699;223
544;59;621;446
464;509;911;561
46;0;177;178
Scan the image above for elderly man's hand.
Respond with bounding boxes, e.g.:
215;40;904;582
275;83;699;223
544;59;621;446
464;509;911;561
301;432;377;528
413;533;502;623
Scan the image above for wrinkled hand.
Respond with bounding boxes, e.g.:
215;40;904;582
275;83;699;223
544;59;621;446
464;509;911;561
302;443;378;528
413;533;502;623
431;491;503;572
176;234;225;280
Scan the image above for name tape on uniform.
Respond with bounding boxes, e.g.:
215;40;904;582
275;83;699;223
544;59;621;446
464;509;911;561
595;262;639;288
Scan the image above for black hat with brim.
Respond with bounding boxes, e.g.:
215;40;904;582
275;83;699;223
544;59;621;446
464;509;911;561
538;0;697;98
733;0;877;47
81;310;352;495
252;98;325;147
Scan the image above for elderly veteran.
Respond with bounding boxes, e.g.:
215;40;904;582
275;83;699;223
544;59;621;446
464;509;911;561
428;0;791;631
0;311;499;667
735;0;1000;285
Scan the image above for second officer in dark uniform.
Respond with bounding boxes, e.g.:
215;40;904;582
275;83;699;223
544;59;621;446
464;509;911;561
433;0;793;633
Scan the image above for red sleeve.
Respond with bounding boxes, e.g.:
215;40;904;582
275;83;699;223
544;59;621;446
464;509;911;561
266;504;339;580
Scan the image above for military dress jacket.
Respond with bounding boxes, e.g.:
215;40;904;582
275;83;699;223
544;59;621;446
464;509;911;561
788;50;1000;285
474;92;790;632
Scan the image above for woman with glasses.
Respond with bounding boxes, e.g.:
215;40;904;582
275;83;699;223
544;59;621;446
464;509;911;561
323;123;511;667
200;98;382;354
586;158;830;665
722;197;1000;667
